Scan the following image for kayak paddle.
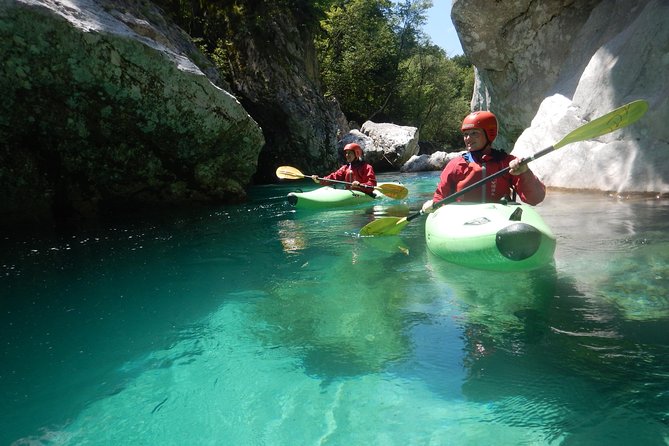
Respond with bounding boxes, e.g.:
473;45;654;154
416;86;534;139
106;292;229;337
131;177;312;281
275;165;409;200
360;99;649;236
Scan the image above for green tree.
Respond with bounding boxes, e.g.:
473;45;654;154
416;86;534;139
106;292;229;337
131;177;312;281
316;0;473;148
316;0;398;124
367;0;432;121
394;47;473;149
154;0;475;149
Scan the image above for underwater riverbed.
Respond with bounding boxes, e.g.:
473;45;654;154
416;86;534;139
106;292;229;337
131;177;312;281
2;171;669;445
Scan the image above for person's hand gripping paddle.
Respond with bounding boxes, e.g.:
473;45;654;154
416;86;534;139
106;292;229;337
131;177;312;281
359;99;649;236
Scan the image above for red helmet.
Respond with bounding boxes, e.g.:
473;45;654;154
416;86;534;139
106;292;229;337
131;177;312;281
343;142;363;159
461;111;498;143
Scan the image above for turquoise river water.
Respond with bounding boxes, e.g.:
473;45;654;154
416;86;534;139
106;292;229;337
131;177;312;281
1;171;668;445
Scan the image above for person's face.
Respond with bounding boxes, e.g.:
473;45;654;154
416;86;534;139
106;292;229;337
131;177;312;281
344;150;357;161
463;128;487;152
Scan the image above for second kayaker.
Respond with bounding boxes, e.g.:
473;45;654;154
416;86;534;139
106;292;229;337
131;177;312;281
422;111;546;212
312;143;377;197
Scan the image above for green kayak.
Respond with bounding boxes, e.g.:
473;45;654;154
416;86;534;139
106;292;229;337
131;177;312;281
287;185;402;210
425;202;556;271
287;186;374;209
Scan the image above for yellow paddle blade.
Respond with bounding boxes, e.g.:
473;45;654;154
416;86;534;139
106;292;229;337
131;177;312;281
376;183;408;200
275;166;305;180
554;99;649;149
359;217;410;236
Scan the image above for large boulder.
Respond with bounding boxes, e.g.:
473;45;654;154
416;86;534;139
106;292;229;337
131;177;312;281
359;121;419;171
335;122;419;172
453;0;668;193
0;0;265;225
218;6;348;183
401;151;463;173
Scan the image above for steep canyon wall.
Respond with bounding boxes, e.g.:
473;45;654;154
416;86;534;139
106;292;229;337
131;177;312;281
452;0;668;193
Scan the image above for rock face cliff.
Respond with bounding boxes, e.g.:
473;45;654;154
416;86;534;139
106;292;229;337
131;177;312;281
0;0;265;225
218;7;347;183
453;0;668;194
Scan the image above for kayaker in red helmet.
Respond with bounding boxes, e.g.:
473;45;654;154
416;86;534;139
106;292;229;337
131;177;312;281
422;111;545;212
312;142;377;196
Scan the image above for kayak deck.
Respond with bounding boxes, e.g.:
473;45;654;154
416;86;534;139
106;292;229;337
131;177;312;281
287;187;375;209
425;202;556;271
287;184;402;210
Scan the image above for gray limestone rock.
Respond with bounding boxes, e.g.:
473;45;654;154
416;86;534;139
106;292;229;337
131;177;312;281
0;0;265;224
359;121;419;171
453;0;668;193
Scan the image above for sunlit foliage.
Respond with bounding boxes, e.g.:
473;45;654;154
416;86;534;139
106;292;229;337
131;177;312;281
153;0;473;149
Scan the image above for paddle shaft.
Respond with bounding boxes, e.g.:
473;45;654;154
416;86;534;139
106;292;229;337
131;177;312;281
276;166;408;200
313;175;376;190
412;100;650;221
278;169;374;190
359;99;649;236
408;146;556;222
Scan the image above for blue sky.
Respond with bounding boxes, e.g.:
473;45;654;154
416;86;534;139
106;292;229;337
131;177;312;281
424;2;463;56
